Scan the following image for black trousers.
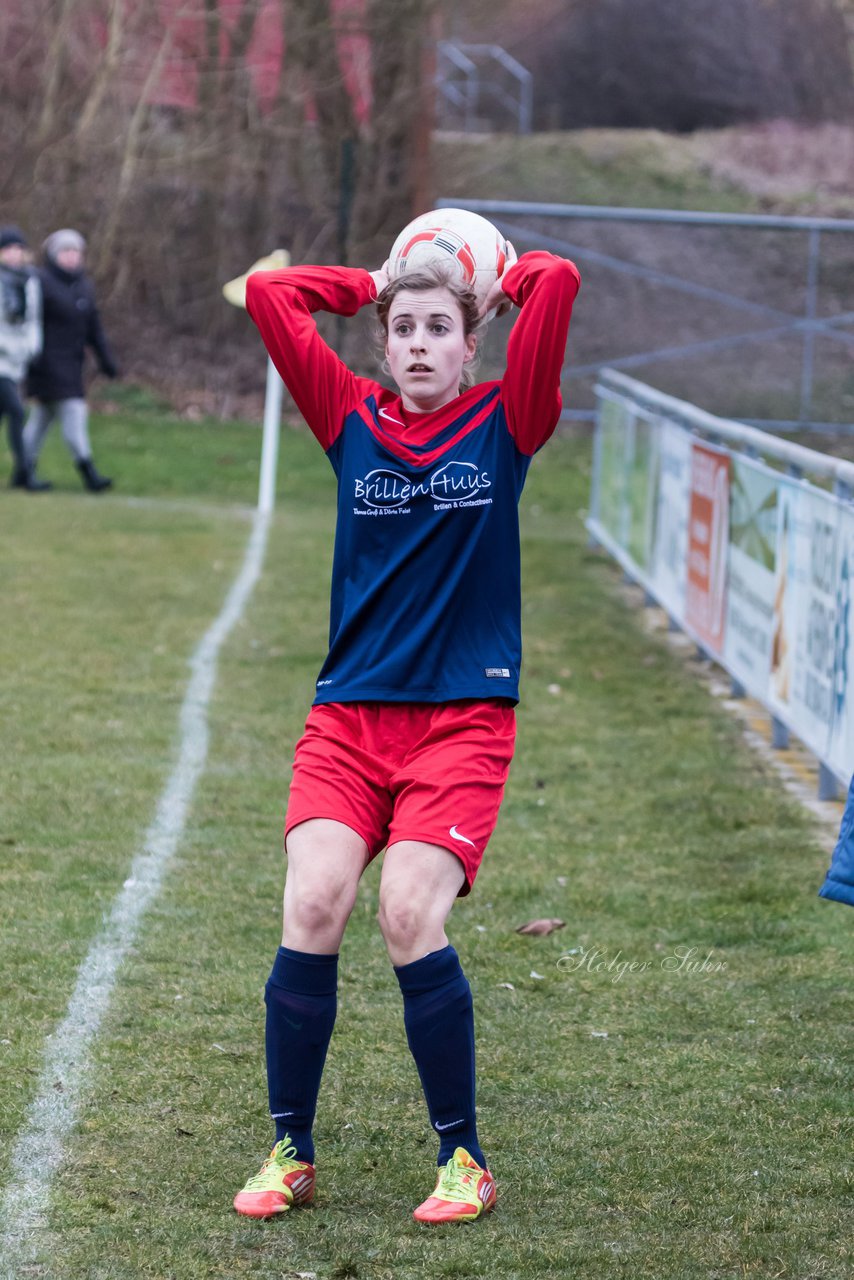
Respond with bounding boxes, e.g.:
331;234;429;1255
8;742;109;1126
0;376;25;471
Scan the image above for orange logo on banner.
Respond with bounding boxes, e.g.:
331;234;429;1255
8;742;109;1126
685;443;730;654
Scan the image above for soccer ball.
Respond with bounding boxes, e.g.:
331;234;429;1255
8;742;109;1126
387;208;508;311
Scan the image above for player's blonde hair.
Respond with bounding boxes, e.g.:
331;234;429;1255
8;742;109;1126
374;263;485;391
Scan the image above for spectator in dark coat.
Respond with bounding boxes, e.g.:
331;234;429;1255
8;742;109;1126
24;229;118;492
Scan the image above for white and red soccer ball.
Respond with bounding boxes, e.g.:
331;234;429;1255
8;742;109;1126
387;208;509;312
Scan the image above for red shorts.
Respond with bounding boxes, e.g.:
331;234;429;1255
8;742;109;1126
284;700;517;895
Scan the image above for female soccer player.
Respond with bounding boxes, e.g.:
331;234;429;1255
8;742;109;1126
233;240;580;1224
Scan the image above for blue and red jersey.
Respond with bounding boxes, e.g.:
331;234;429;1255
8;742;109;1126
246;252;580;705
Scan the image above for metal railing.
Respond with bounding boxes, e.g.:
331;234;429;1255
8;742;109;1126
435;43;533;134
437;198;854;432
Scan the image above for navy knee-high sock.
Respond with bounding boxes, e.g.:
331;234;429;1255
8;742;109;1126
265;946;338;1164
395;945;485;1168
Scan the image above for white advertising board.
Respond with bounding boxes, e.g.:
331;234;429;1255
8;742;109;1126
724;456;780;699
649;419;691;620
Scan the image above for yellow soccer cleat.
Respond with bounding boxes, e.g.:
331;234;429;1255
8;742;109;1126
413;1147;496;1224
233;1137;316;1219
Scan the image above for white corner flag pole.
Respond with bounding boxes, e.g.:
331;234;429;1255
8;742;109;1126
222;248;291;515
258;356;284;514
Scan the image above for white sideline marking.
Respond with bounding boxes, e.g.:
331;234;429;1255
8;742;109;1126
0;509;272;1277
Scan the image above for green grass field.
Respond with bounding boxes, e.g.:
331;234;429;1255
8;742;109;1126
433;129;765;213
2;400;852;1280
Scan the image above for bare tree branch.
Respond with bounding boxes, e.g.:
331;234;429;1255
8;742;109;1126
37;0;76;141
95;19;174;274
77;0;125;136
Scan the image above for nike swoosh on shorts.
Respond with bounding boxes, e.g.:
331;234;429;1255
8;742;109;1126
449;826;476;848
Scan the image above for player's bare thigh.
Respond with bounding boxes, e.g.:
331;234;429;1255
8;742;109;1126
283;818;371;953
378;841;466;967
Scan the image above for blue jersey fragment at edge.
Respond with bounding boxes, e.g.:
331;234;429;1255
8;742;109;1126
818;773;854;907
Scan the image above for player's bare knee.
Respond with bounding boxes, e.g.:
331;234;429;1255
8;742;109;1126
289;884;352;938
377;894;432;953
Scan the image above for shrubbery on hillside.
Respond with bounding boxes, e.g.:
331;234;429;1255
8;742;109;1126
503;0;854;131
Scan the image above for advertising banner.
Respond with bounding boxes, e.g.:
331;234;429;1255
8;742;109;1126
626;409;657;572
768;477;798;712
791;485;839;760
649;419;691;621
596;395;632;547
768;481;840;763
685;442;730;656
593;377;854;786
724;456;780;699
828;505;854;778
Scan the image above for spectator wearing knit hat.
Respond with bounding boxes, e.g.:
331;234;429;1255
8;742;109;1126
0;225;48;492
24;228;118;492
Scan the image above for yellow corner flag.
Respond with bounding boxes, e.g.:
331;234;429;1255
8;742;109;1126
222;249;291;310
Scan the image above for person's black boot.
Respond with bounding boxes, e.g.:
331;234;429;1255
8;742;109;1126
77;458;112;492
10;465;51;492
26;470;52;491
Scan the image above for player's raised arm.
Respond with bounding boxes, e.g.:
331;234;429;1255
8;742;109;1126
491;250;581;456
245;265;379;452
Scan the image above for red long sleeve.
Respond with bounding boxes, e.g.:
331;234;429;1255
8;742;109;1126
245;265;380;450
499;252;581;456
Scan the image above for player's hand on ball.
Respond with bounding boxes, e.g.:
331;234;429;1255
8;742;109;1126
479;241;517;321
370;261;390;296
